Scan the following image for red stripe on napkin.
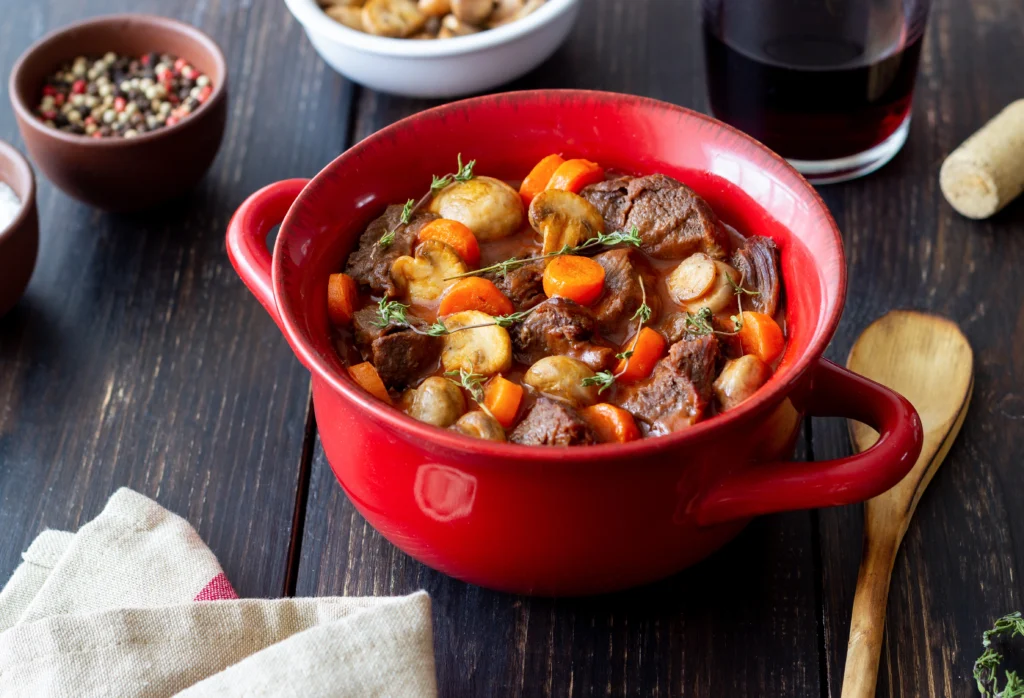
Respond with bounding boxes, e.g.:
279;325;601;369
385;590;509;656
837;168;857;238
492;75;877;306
194;573;239;601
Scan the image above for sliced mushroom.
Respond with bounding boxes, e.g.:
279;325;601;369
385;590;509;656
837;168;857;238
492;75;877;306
362;0;426;37
390;240;468;302
429;177;523;241
489;0;524;25
417;0;450;16
679;261;741;315
322;0;367;7
451;0;493;24
452;411;506;441
325;5;366;30
439;13;481;37
405;376;467;427
442;310;513;375
523;356;600;408
528;190;605;255
713;354;772;411
667;252;717;304
424;15;442;33
489;0;544;26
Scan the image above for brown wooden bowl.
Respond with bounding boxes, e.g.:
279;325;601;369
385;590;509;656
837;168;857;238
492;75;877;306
8;14;228;211
0;140;38;317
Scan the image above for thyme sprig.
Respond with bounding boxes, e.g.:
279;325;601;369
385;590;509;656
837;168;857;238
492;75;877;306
373;298;411;328
445;227;642;281
458;308;537;331
445;368;486;403
684;307;716;336
378;199;415;248
727;274;760;297
373;298;538;338
583;277;651;394
377;154;476;248
683;274;760;338
975;612;1024;697
581;371;616;393
431;154;476;194
613;278;652;364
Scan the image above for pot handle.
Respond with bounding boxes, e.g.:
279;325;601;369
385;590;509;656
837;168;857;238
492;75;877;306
226;178;309;331
693;358;923;526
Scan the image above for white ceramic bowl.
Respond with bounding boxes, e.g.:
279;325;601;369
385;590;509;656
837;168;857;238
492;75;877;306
283;0;581;98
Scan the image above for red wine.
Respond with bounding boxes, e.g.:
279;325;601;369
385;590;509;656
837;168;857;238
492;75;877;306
703;29;924;161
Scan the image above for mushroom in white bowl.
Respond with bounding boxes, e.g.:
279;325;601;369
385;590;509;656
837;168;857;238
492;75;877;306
283;0;581;98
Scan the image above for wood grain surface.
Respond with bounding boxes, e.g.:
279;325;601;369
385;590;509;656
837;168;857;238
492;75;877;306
814;0;1024;695
2;0;1023;695
0;0;352;598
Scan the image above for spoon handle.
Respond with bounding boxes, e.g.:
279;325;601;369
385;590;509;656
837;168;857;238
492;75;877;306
840;532;899;698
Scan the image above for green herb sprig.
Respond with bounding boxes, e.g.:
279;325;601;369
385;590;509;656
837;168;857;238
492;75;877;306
727;274;760;297
682;274;761;338
445;368;486;403
373;298;538;338
583;276;651;394
581;371;617;394
377;154;476;248
373;298;411;328
445;227;642;281
378;198;416;248
975;612;1024;697
431;154;476;194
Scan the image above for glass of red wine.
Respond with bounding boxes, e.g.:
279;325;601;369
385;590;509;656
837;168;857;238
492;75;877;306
702;0;931;184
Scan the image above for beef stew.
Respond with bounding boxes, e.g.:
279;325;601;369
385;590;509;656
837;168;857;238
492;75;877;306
327;154;786;446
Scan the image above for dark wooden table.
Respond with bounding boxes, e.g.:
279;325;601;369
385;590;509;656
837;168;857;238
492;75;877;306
1;0;1022;695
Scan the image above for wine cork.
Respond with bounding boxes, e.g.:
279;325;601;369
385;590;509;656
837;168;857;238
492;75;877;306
940;99;1024;219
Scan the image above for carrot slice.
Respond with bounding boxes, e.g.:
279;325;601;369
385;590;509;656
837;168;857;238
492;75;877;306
417;219;480;267
484;375;524;428
439;277;515;317
737;312;785;364
542;255;606;306
547;159;605;194
614;327;667;383
347;362;392;404
327;273;359;326
520;154;565;207
581;403;641;443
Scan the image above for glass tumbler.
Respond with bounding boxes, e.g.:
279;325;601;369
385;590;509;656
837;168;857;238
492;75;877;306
702;0;931;184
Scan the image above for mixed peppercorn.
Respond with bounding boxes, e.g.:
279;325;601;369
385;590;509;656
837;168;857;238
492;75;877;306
35;52;214;139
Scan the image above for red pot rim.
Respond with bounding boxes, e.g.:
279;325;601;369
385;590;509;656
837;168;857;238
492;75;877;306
273;90;847;463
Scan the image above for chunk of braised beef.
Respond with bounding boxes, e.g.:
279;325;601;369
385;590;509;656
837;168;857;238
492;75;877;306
510;297;615;372
344;204;439;296
579;176;634;231
352;306;388;350
371;329;441;390
731;235;781;317
616;335;720;434
351;306;441;389
580;174;729;261
657;312;690;346
509;397;597;446
487;260;546;312
591;248;660;331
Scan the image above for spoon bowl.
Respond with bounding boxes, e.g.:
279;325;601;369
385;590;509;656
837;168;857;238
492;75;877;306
841;310;973;698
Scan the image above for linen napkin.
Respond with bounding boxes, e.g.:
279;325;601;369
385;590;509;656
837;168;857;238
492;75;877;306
0;488;437;697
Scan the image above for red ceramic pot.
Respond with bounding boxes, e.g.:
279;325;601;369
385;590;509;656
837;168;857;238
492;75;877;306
227;91;922;596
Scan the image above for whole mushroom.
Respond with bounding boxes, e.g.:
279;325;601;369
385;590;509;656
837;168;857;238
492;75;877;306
452;410;506;441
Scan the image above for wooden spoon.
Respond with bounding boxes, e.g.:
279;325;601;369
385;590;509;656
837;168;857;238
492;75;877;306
840;310;973;698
